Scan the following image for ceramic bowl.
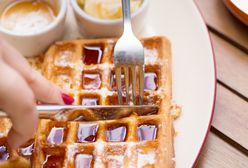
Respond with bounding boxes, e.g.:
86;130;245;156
70;0;149;38
0;0;67;57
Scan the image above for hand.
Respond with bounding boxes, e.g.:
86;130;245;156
0;39;74;149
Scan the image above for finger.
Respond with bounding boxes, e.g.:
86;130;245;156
0;39;31;78
0;39;67;105
26;70;66;104
0;61;38;149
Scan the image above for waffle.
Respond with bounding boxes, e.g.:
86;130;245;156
0;36;176;168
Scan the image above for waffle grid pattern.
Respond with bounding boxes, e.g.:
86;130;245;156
43;37;171;106
0;36;175;168
33;115;164;168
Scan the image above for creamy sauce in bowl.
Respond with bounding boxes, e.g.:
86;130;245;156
0;0;57;34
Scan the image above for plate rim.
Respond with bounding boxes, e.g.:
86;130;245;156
191;1;217;167
222;0;248;26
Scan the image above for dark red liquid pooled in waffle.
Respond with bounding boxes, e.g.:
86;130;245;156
81;98;99;106
83;46;103;65
18;140;34;157
77;124;98;142
47;127;65;144
75;154;93;168
144;73;158;91
82;73;101;89
106;126;127;142
42;155;64;168
0;145;9;161
137;125;157;141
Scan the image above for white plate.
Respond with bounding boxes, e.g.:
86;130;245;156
144;1;216;167
64;0;216;167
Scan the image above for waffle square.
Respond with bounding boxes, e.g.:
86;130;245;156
0;36;175;168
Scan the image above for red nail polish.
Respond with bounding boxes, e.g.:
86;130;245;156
61;93;74;105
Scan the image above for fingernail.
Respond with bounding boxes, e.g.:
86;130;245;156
61;93;74;105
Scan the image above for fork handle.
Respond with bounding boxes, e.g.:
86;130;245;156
121;0;133;34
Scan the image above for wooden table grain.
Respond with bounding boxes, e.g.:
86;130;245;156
194;0;248;167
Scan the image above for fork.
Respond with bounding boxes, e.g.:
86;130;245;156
114;0;145;105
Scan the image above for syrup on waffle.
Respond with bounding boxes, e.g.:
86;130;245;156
0;36;176;168
42;37;172;106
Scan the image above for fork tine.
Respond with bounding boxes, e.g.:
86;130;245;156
138;65;144;105
115;67;123;104
124;67;130;104
131;66;136;105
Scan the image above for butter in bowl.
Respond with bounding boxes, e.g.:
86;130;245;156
71;0;149;38
78;0;143;20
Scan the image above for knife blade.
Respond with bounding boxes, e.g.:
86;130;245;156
0;105;158;121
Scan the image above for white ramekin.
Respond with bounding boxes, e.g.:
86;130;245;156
0;0;67;57
70;0;149;38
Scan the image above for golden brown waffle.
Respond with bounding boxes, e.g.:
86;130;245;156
0;36;175;168
42;36;172;106
0;119;31;168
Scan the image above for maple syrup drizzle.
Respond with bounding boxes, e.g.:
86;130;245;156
83;46;103;65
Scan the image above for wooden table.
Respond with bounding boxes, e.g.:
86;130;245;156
194;0;248;167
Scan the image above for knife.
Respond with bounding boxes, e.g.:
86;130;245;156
0;105;158;121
